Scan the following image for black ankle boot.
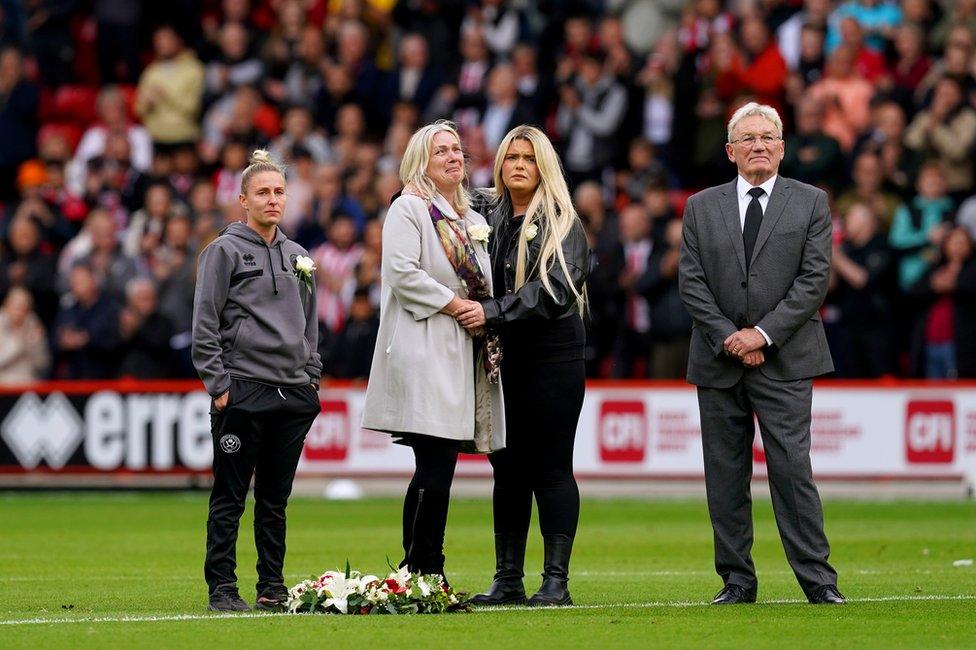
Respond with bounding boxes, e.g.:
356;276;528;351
468;533;527;606
527;534;573;607
401;487;451;582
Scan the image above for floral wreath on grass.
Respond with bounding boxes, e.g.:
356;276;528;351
286;562;469;615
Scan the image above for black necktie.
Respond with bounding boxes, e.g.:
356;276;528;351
743;187;765;269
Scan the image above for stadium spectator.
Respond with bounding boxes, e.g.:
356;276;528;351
53;262;120;379
904;76;976;197
889;162;954;292
834;17;888;83
636;216;692;378
203;21;263;106
826;0;902;54
280;25;326;107
79;208;143;302
463;0;521;59
611;204;653;378
477;63;538;153
0;286;49;384
850;100;919;198
1;215;58;325
392;33;443;117
715;17;788;112
123;182;187;259
117;277;174;379
326;287;379;380
777;0;832;70
834;151;902;232
807;44;875;151
781;95;845;191
556;48;628;187
66;86;154;196
0;47;38;202
269;105;333;166
311;215;363;336
135;25;205;149
576;181;623;377
828;202;896;377
887;23;931;106
909;227;976;378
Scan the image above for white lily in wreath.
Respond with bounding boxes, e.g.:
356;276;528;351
468;223;491;245
294;255;316;293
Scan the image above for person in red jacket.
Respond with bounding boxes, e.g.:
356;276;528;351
716;17;787;113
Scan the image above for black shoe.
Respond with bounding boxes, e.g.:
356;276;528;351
809;584;846;604
208;586;250;612
711;584;757;605
469;533;528;606
526;534;574;607
255;587;288;612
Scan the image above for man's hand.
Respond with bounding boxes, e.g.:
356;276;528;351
741;350;765;368
213;390;229;412
456;300;486;329
724;328;767;359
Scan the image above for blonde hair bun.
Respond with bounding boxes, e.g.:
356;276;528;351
249;149;274;166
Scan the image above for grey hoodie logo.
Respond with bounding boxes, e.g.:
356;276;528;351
242;253;256;267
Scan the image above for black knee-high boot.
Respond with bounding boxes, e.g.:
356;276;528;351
402;487;451;581
399;483;420;568
468;533;527;606
527;534;573;607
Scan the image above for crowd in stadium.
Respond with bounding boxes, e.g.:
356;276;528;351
0;0;974;383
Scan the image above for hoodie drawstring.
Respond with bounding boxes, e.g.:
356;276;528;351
266;246;278;295
278;245;287;272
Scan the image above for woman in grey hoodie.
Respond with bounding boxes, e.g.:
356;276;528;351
191;150;322;613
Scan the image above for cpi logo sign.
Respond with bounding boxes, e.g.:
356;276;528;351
304;400;350;461
905;400;955;464
598;401;647;463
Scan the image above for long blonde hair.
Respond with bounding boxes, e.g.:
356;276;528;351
399;120;470;214
491;125;586;314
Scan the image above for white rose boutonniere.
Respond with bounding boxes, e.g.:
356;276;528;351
468;224;492;245
294;255;316;293
524;223;539;242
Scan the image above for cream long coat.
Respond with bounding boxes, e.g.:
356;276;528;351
361;193;505;452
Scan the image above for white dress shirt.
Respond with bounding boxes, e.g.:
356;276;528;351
735;174;778;347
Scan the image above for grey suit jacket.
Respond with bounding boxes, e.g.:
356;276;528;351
678;176;834;388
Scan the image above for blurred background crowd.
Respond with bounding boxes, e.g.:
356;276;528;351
0;0;974;384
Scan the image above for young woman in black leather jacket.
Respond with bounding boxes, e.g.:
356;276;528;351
457;125;590;607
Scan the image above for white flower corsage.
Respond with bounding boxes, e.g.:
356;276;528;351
468;224;491;244
524;223;539;242
294;255;316;293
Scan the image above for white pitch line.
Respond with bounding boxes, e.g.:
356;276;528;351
3;567;964;583
1;594;973;626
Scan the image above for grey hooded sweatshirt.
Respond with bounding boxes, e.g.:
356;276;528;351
191;222;322;397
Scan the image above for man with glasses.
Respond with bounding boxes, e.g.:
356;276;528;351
678;102;843;605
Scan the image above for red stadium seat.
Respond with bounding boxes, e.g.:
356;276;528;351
49;85;99;127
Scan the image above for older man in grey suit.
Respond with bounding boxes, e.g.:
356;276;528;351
678;102;844;605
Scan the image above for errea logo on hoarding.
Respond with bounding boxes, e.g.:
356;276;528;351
905;400;955;464
304;400;350;461
1;392;84;470
598;400;647;463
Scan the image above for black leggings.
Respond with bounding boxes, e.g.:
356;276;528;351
489;358;585;538
400;435;461;572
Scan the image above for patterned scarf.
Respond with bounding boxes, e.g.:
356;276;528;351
428;201;502;384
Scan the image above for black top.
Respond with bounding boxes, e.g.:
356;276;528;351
489;211;585;363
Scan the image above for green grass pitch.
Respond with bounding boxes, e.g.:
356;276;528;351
1;493;974;648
